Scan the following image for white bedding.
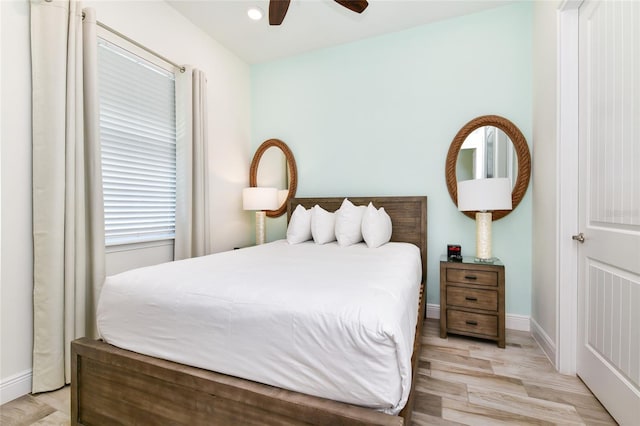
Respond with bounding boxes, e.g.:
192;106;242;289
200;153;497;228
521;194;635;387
97;240;422;414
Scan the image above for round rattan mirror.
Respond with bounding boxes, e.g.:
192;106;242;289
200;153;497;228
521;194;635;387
445;115;531;220
249;139;298;218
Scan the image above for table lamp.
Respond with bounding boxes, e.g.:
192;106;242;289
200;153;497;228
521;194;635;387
457;178;512;262
243;187;278;245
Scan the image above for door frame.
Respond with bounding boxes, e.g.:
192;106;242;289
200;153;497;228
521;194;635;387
556;0;582;375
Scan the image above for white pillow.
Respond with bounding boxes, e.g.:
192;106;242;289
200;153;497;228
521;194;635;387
361;202;392;248
286;204;312;244
335;198;366;247
311;205;336;244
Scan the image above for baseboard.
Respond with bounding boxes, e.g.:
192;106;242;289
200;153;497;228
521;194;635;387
426;303;441;320
530;317;557;366
426;303;531;332
0;369;32;405
506;313;531;332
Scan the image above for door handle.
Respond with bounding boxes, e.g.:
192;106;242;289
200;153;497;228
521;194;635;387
572;233;585;243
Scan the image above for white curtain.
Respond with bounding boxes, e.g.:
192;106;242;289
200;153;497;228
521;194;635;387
30;1;105;393
175;69;211;260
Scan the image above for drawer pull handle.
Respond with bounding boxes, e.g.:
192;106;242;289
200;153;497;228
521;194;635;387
465;275;477;280
465;297;478;302
466;320;478;326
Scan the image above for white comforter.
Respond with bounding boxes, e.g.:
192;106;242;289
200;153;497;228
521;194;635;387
97;240;422;414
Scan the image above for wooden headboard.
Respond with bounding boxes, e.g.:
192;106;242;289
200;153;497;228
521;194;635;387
287;196;427;284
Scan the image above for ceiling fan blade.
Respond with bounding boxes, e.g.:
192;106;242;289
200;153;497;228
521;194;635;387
334;0;369;14
269;0;291;25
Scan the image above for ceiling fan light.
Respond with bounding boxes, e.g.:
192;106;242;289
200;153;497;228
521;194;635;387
247;7;263;21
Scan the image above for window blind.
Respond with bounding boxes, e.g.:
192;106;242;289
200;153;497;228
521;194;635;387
97;38;177;246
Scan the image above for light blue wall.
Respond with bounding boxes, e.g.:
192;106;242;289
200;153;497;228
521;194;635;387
250;3;533;315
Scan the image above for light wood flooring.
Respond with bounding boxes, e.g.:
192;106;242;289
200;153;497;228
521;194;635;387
414;319;615;425
1;319;616;425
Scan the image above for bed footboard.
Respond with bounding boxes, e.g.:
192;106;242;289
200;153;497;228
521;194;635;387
71;338;405;426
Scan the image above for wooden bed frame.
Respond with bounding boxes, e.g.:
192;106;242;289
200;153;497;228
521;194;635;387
71;196;427;425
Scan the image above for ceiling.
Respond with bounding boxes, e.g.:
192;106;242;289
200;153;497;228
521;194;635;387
167;0;514;64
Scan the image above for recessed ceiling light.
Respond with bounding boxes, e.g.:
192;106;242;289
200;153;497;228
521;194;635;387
247;7;263;21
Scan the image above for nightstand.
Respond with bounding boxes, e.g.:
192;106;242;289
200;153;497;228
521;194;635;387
439;255;505;348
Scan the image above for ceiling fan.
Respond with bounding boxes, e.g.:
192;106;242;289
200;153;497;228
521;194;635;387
269;0;369;25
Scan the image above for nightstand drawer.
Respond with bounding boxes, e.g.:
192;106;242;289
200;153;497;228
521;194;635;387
447;269;497;286
447;310;498;337
447;286;497;311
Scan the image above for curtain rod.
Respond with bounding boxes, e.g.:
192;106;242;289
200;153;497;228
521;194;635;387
83;13;185;73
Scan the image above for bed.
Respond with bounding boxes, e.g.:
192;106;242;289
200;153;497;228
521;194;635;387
71;196;427;425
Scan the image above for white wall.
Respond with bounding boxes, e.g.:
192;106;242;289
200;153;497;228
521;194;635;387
1;0;35;404
531;0;562;363
0;0;252;403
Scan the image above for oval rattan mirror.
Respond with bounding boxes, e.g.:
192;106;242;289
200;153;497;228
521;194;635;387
445;115;531;220
249;139;298;218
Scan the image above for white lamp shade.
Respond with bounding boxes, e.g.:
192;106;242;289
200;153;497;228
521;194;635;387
457;178;513;212
277;189;289;206
243;187;278;211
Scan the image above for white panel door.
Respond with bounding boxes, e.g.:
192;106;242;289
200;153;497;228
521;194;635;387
577;1;640;424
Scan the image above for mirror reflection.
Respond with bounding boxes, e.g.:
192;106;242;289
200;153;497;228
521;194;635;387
249;138;298;218
257;146;290;207
456;126;518;188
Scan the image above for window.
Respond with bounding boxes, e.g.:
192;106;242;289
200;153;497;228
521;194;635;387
97;35;177;246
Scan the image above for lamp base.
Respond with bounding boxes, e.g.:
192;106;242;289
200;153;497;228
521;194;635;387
474;256;498;264
255;211;266;245
475;211;492;260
